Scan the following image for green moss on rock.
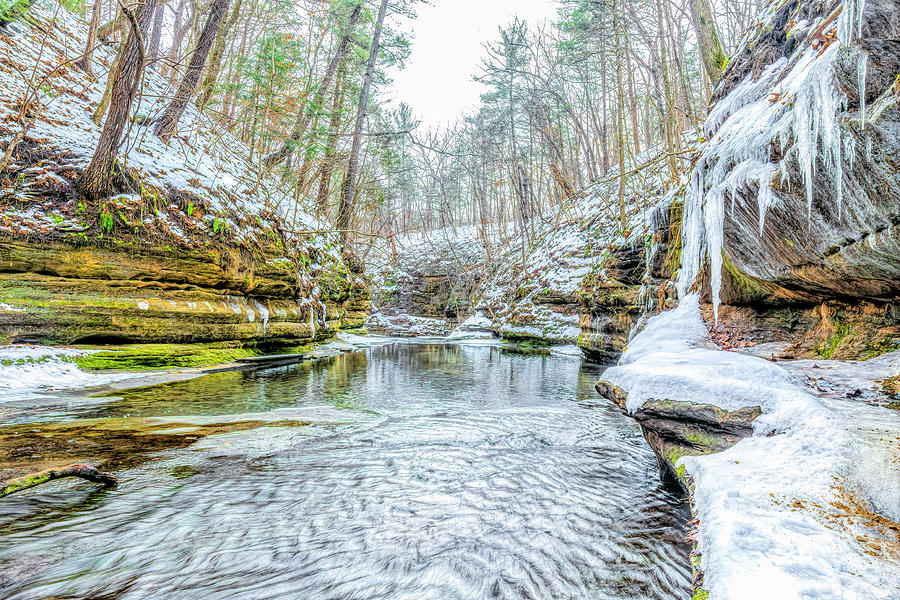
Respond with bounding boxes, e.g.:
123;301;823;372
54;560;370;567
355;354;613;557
74;343;261;371
73;341;316;371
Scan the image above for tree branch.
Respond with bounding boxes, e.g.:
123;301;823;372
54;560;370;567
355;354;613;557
1;464;118;498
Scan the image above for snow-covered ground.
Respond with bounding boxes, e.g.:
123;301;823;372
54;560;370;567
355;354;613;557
603;296;900;600
0;344;132;401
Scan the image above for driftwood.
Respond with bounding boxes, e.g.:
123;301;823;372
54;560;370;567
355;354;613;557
1;464;118;498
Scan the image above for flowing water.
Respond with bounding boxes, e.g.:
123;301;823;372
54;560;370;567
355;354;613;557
0;343;690;599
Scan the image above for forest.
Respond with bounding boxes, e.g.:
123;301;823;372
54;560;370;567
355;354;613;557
0;0;758;242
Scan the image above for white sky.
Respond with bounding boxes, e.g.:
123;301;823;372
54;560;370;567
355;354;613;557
386;0;559;128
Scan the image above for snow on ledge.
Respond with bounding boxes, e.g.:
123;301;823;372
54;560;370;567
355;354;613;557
603;296;900;599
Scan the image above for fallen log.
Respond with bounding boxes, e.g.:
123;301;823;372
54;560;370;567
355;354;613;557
1;464;118;498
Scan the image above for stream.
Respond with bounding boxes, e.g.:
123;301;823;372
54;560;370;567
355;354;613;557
0;343;690;599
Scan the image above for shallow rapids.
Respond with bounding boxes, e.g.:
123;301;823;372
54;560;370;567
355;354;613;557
0;343;690;599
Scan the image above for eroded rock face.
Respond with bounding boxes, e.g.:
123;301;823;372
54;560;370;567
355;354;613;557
712;0;900;303
596;380;761;491
578;203;678;361
0;241;368;344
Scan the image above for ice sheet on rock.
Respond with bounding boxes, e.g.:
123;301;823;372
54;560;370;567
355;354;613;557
457;312;494;331
549;344;583;357
783;350;900;402
447;328;494;341
365;312;450;338
604;296;900;600
0;345;131;401
334;332;397;348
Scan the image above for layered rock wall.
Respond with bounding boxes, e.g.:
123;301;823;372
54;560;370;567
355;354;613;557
0;241;368;345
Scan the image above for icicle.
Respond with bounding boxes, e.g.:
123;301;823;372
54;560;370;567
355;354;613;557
844;132;856;173
704;188;725;323
838;0;866;44
308;305;317;338
835;143;844;220
252;299;269;334
676;164;706;298
857;0;866;39
757;168;778;235
793;84;815;225
858;51;869;129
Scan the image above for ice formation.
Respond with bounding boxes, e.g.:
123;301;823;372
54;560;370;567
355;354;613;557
678;0;870;319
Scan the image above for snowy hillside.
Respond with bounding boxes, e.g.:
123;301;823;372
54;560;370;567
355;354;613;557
0;0;349;292
367;146;691;343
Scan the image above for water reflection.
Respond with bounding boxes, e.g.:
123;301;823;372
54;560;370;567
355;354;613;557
0;343;690;599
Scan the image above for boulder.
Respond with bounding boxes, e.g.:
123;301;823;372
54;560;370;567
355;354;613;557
596;381;761;491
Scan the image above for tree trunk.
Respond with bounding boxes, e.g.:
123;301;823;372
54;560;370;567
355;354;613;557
599;46;610;174
80;0;157;202
336;0;388;244
688;0;726;85
1;465;117;498
154;0;229;143
162;0;189;82
654;0;679;178
315;62;348;218
75;0;103;76
614;1;627;231
262;2;363;170
195;0;240;110
147;1;165;70
222;1;252;122
97;0;172;42
625;34;641;156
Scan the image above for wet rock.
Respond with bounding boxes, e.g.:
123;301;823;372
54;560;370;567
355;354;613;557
578;202;678;361
596;380;761;492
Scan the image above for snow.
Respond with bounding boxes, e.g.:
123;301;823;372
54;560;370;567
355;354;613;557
606;295;796;413
0;0;285;218
0;344;130;400
602;296;900;599
447;312;496;340
367;144;684;345
457;311;493;330
366;312;450;338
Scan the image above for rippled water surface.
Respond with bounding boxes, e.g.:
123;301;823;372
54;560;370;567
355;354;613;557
0;343;690;599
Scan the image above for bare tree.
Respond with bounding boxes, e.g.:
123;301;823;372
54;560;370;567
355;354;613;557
147;2;166;70
75;0;103;75
154;0;230;142
195;0;241;109
262;2;363;170
688;0;727;85
79;0;158;202
336;0;389;243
